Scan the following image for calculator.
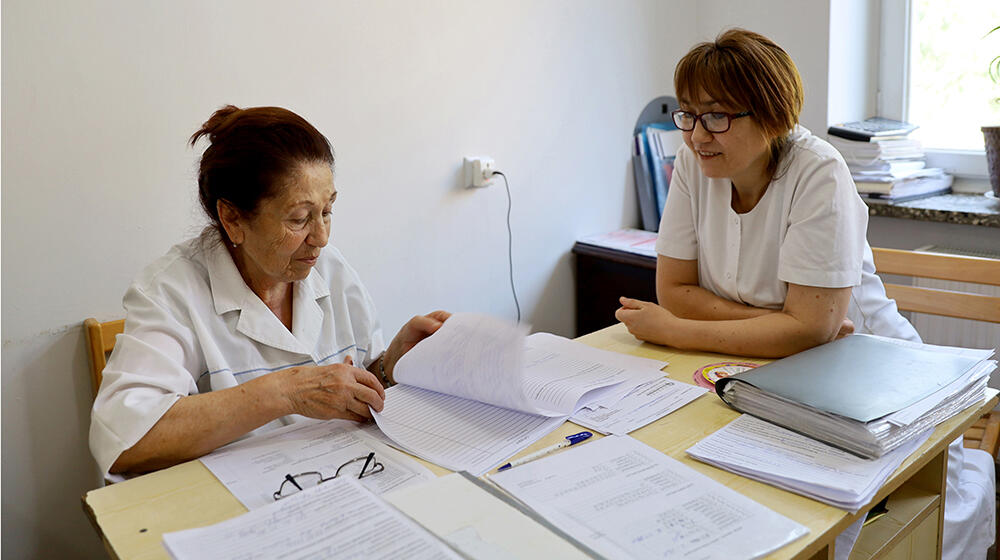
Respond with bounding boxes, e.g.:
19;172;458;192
827;117;918;141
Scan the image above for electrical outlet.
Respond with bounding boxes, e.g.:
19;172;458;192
463;156;495;188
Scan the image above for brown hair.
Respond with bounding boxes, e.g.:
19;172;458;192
674;28;804;177
190;105;334;242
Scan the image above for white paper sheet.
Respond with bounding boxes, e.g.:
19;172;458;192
383;472;593;559
200;419;435;510
162;477;460;560
490;435;808;560
686;414;931;512
572;377;707;435
393;314;663;417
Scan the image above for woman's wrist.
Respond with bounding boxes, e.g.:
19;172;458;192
374;353;394;387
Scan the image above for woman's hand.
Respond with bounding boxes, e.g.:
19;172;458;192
615;297;678;346
276;357;386;422
383;310;451;382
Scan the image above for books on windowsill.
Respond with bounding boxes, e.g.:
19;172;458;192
713;334;996;459
857;172;953;204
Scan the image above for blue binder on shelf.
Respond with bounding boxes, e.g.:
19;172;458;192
632;96;679;232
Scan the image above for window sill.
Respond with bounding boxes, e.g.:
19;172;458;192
864;192;1000;228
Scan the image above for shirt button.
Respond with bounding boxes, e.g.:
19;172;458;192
726;273;733;279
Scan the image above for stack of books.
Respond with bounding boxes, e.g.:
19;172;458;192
713;334;996;459
827;117;952;203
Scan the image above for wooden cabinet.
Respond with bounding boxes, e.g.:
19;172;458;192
571;242;656;337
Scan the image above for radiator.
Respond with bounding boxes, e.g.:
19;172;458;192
905;246;1000;350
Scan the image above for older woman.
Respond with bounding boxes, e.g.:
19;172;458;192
90;105;448;476
617;29;992;560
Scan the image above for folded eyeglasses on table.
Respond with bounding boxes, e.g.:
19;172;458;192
272;451;385;501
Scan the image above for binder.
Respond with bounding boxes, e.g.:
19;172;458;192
715;334;993;458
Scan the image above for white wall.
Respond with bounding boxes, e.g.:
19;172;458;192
694;0;832;137
1;1;696;557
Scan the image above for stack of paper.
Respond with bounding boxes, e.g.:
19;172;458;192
372;313;670;475
716;334;996;459
490;435;808;559
826;130;952;203
687;415;932;512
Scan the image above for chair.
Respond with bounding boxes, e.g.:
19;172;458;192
84;318;125;399
871;247;1000;458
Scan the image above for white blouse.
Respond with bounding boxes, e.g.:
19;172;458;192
655;125;919;341
89;233;386;476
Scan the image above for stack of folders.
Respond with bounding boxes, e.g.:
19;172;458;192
632;124;683;231
827;117;952;203
715;334;996;460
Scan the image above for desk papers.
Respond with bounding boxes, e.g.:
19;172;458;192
162;477;460;560
383;472;595;559
200;419;435;510
490;435;807;560
373;313;665;475
686;414;932;512
571;377;707;435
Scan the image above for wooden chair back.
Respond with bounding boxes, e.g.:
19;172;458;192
871;247;1000;324
872;247;1000;459
84;318;125;399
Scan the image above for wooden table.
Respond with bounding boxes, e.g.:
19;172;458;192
83;324;996;559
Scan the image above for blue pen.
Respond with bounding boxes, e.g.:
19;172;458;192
497;431;593;471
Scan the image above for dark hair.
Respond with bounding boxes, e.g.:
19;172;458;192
674;29;804;178
190;105;334;242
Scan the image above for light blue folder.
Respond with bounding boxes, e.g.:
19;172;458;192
716;335;980;422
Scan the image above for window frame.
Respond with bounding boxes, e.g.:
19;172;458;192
878;0;989;180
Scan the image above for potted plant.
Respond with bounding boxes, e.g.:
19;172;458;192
983;24;1000;198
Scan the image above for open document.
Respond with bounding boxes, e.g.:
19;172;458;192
490;435;807;560
372;313;665;475
200;419;436;510
162;477;461;560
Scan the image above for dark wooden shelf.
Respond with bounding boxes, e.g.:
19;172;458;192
571;242;657;337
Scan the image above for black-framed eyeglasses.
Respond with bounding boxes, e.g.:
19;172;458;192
272;452;385;501
671;109;753;133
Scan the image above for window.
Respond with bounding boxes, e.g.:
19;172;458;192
880;0;1000;177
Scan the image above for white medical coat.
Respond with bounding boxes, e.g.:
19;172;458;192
656;125;993;558
89;234;385;476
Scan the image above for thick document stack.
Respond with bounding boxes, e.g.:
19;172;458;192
715;334;996;459
827;117;953;203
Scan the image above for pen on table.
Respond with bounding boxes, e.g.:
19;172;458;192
496;431;593;472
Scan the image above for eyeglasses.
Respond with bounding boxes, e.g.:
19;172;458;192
272;452;385;501
671;110;753;133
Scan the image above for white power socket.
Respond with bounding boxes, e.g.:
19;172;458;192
463;156;495;188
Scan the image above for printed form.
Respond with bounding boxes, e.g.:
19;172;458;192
162;477;460;560
490;435;807;560
200;419;435;510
